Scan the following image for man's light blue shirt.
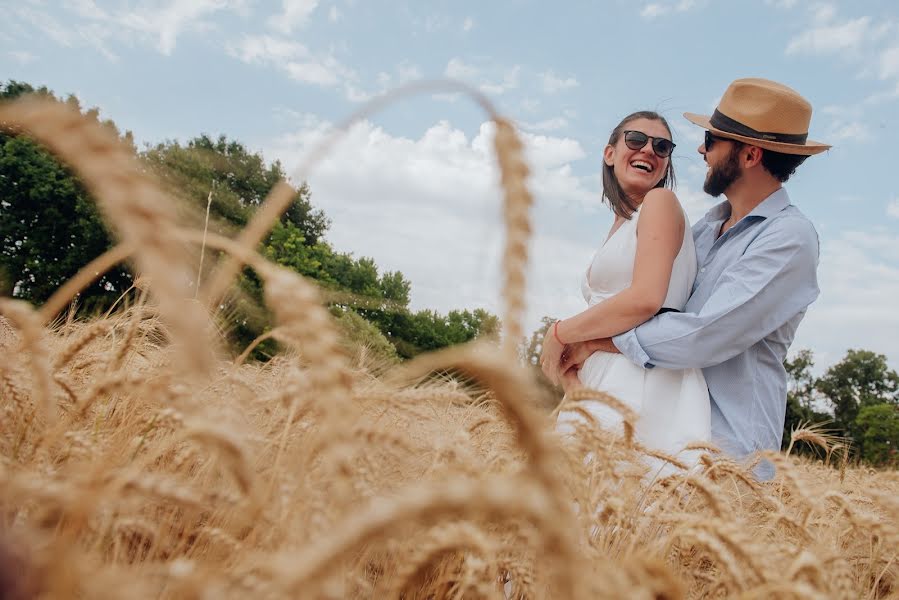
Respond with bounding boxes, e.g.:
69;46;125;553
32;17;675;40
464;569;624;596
613;188;819;478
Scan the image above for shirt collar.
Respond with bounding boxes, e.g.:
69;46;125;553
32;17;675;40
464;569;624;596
703;187;792;225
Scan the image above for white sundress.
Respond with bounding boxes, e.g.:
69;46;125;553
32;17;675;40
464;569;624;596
556;203;711;472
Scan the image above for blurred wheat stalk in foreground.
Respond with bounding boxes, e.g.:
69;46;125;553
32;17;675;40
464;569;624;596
0;87;897;600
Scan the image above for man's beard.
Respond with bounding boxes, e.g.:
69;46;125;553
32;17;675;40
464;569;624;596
703;145;742;197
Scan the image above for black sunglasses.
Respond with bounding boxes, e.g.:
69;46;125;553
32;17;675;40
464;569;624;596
622;130;675;158
704;130;729;151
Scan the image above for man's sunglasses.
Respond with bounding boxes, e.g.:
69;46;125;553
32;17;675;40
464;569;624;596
704;130;730;151
622;130;676;158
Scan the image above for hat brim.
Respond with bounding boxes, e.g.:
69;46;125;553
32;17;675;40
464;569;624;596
683;112;831;156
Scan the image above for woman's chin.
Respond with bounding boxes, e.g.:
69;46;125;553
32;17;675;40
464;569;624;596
620;180;658;200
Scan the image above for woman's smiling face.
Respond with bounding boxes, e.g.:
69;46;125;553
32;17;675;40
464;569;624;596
603;117;673;200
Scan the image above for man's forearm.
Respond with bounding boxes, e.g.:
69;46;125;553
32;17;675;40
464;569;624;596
587;337;620;354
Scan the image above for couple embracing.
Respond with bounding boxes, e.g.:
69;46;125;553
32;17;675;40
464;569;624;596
542;78;830;479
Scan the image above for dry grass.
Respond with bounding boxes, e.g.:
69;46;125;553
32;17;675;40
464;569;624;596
1;90;898;599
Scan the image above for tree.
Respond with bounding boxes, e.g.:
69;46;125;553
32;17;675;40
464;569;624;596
854;404;899;466
817;349;899;444
142;135;328;244
781;349;831;453
0;80;133;308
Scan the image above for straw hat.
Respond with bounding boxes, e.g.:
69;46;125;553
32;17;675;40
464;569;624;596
684;78;830;156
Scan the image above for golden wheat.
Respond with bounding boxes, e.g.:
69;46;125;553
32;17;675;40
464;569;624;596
0;91;897;600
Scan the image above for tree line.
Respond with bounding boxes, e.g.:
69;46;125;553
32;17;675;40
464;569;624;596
784;349;898;467
0;80;497;363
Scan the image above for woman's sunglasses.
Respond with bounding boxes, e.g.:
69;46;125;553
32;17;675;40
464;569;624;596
622;130;675;158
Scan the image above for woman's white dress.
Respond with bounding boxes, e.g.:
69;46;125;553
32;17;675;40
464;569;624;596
556;203;711;470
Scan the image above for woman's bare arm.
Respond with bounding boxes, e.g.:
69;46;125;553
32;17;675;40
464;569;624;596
556;188;685;344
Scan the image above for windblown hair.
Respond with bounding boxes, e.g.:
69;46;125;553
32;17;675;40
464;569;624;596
602;111;676;220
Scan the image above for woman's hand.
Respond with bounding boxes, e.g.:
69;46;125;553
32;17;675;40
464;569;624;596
539;322;566;385
560;366;581;393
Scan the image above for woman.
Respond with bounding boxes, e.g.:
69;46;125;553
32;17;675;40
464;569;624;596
541;111;710;470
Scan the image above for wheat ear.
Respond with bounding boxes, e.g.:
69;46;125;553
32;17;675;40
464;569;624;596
0;299;55;425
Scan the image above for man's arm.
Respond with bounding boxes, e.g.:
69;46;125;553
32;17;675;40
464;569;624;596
613;216;819;370
558;338;619;373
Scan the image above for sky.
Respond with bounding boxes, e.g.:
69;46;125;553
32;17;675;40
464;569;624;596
3;0;899;373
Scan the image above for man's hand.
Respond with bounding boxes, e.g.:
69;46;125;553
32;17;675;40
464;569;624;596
559;338;619;373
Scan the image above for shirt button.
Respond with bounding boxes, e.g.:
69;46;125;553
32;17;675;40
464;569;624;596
700;268;706;273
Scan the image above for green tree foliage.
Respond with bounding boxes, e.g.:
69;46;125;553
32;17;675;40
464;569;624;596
817;349;899;442
0;80;133;307
366;307;500;359
330;306;399;366
142;135;328;244
779;348;898;465
854;403;899;466
781;349;831;453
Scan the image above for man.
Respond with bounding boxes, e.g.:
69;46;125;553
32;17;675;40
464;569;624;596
559;78;830;478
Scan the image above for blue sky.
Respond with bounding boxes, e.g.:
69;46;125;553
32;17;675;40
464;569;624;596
3;0;899;372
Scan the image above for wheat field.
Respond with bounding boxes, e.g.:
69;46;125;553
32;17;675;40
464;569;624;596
0;91;897;599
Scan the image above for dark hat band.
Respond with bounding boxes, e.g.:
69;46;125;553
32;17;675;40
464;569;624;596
710;109;808;145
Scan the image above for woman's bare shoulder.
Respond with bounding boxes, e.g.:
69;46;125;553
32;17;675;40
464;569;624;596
641;188;683;218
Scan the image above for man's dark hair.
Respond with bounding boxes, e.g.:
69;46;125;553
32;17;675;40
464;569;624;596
759;149;808;183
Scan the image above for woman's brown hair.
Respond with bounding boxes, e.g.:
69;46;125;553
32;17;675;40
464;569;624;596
602;111;676;219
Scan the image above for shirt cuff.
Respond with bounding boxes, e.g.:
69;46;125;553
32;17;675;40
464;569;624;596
612;329;654;368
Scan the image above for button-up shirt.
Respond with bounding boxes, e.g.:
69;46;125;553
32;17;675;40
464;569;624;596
613;188;820;478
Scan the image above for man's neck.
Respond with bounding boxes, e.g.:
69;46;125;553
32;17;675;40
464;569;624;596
723;177;782;223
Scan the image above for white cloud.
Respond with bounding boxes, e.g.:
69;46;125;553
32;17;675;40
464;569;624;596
422;14;451;32
372;62;422;95
521;117;569;132
640;3;669;18
880;46;899;79
796;230;899;368
229;34;307;63
444;59;521;96
479;66;521;96
765;0;798;8
115;0;241;55
826;120;872;143
228;34;360;96
268;0;319;34
888;198;899;219
640;0;699;19
12;0;245;57
265;118;599;329
674;183;716;225
785;16;872;55
66;0;110;21
540;70;579;94
462;17;474;32
328;6;341;23
8;50;36;64
811;3;837;24
444;58;479;80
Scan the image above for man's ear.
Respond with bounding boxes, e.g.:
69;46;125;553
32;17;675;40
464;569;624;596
745;146;763;167
603;144;615;167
